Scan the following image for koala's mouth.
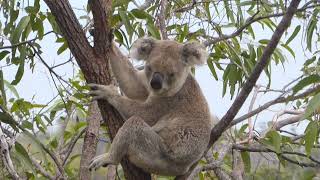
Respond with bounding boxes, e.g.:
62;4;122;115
149;86;169;96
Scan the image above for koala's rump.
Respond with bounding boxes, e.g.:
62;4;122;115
153;117;211;164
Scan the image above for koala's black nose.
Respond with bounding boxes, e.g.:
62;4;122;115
150;72;163;90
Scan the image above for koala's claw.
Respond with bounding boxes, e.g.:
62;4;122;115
89;154;110;171
87;83;118;101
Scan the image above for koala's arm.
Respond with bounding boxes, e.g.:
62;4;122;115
89;84;160;124
110;45;149;101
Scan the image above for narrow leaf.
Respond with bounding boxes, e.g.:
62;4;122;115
304;92;320;119
285;25;300;45
304;121;318;156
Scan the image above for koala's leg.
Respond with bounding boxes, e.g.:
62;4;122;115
109;45;148;101
89;116;181;174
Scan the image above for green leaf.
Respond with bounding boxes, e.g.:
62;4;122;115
15;142;36;174
303;92;320;119
119;10;134;40
11;45;27;85
57;42;68;55
306;10;318;51
240;151;251;173
238;123;248;135
285;25;300;45
49;137;58;149
130;9;148;19
304;121;318;156
292;75;320;94
263;130;282;154
259;39;270;44
21;121;33;130
304;56;316;66
281;43;295;58
204;2;211;22
11;16;30;44
4;80;19;98
47;12;60;34
0;112;18;130
207;59;218;80
0;50;10;60
147;23;161;39
0;70;7;108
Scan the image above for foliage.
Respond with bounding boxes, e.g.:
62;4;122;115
0;0;319;179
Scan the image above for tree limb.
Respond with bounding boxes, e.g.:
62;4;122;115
208;0;301;149
273;114;304;130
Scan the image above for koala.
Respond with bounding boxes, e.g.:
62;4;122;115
88;37;211;176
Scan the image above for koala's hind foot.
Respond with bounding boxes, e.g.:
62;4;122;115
89;153;112;171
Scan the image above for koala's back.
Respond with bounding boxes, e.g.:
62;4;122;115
148;74;211;165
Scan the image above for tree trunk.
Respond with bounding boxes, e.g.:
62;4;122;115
43;0;151;179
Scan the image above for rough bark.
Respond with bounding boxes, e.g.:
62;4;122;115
79;102;101;180
43;0;151;179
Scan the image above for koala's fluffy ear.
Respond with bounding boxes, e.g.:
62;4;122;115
129;37;156;60
181;41;208;66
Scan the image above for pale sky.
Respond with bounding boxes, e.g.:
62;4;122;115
1;0;310;133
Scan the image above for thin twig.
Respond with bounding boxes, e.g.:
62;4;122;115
204;4;320;46
0;31;54;50
248;86;260;142
233;144;320;167
230;84;320;126
30;157;55;180
62;128;87;166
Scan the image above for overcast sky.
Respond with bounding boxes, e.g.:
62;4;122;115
1;0;310;133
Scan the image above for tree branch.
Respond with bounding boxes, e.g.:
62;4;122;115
158;0;168;39
208;0;301;148
62;127;86;166
204;3;319;46
233;144;320;167
273;114;304;130
79;102;101;180
230;84;320;127
0;31;54;50
30;157;55;180
0;124;20;180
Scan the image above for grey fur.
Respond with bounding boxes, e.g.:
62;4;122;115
88;38;211;176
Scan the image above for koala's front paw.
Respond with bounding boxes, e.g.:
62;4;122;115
89;153;110;171
88;84;118;101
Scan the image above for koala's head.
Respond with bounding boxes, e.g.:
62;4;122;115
130;37;208;97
